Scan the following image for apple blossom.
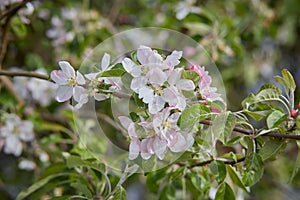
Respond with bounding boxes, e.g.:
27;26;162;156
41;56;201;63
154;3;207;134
0;114;34;156
189;65;223;102
51;61;85;102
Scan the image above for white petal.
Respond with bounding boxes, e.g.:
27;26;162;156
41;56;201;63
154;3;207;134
176;79;195;91
85;72;99;80
76;71;86;85
58;61;75;78
153;137;167;160
118;116;132;129
147;68;167;86
164;50;182;67
131;77;146;93
101;53;111;71
138;86;154;104
94;93;109;101
122;58;141;77
167;68;182;85
169;133;186;152
73;86;87;102
148;96;165;114
129;138;140;160
137;45;152;65
56;85;73;102
19;121;34;141
50;70;68;85
4;135;22;156
140;138;152;160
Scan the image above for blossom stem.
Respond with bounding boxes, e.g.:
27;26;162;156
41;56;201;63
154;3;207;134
200;119;300;140
0;70;49;80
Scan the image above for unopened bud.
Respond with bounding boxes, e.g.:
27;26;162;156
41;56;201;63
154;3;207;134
291;109;298;118
298;103;300;110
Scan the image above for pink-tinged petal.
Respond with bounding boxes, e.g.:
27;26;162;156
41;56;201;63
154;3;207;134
131;77;146;93
74;93;89;109
148;96;165;114
129;138;140;160
147;68;167;86
128;123;137;138
176;79;195;91
122;58;141;77
138;86;154;104
140;138;152;160
58;61;75;78
168;133;186;152
167;68;182;85
101;53;110;71
85;72;99;80
4;135;22;156
73;86;87;102
168;112;181;124
137;45;162;65
19;121;34;142
55;85;73;102
118;116;132;130
164;50;182;67
153;137;167;160
138;121;152;129
50;70;68;85
94;93;109;101
76;71;85;85
162;86;178;105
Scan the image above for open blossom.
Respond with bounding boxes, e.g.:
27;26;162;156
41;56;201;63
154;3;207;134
0;114;34;156
189;65;223;102
51;61;85;103
119;107;194;160
122;45;194;114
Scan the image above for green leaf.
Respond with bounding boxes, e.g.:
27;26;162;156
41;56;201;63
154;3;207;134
71;181;93;199
242;138;264;186
282;69;296;92
212;112;236;143
259;139;285;161
146;169;166;193
11;16;27;38
184;22;211;35
179;104;210;129
16;173;70;200
101;69;126;77
215;182;235;200
182;70;200;86
266;110;287;129
112;186;127;200
226;165;248;192
66;155;105;174
296;115;300;130
288;141;300;183
159;184;175;200
210;160;226;184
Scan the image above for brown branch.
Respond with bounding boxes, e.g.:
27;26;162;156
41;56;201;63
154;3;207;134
0;69;49;80
200;119;300;140
0;0;33;21
178;157;246;169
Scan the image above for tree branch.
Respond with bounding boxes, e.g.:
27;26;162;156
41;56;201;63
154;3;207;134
200;119;300;140
0;69;49;80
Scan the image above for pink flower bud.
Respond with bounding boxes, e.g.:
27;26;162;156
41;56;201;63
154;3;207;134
291;109;298;118
298;103;300;111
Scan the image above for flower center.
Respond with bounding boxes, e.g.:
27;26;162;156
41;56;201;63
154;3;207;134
68;77;77;86
162;121;172;129
153;86;164;96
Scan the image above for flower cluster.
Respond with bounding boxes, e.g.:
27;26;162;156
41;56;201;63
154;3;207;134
50;53;120;108
50;45;224;160
118;46;224;160
0;114;34;156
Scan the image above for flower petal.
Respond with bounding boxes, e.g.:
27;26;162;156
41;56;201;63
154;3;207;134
148;96;165;114
153;137;167;160
176;79;195;91
118;116;132;129
164;50;182;67
147;68;167;86
19;121;34;142
50;70;68;85
122;58;141;77
139;86;154;104
4;135;22;156
94;93;109;101
76;71;85;85
55;85;73;102
167;68;182;85
129;138;140;160
58;61;75;78
101;53;110;71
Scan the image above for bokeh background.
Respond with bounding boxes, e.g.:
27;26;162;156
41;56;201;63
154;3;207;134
1;0;300;199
